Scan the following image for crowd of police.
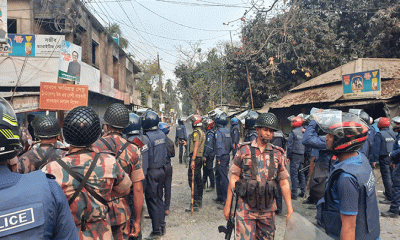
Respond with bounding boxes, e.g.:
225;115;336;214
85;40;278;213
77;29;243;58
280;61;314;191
0;93;397;240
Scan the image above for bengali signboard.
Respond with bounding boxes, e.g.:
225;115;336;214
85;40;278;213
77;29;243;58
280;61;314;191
0;34;64;57
39;82;88;110
8;34;35;56
342;69;381;99
58;40;82;83
11;95;40;113
35;35;64;57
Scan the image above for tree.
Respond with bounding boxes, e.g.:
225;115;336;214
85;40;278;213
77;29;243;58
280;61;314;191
136;60;163;108
106;23;129;50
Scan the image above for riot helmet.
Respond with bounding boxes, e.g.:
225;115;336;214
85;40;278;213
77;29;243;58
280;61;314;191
190;115;202;127
63;106;101;147
204;118;215;131
231;117;239;125
103;103;130;129
291;116;303;128
215;112;228;126
178;118;184;125
142;110;160;131
254;112;279;131
349;109;370;125
313;110;368;154
378;117;390;129
245;111;259;130
123;113;142;135
32;115;61;138
0;97;21;160
158;122;170;135
392;116;400;132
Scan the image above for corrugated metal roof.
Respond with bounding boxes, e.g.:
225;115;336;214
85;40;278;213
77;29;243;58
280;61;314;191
291;58;400;92
270;84;343;109
379;78;400;99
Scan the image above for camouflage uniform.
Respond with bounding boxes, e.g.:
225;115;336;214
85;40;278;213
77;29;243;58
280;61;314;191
231;140;289;240
92;133;144;240
19;126;33;153
42;148;132;240
17;141;66;173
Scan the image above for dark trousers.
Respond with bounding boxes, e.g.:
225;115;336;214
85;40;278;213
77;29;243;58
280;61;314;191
290;153;306;196
390;163;400;213
188;157;203;204
215;154;230;203
145;168;166;233
163;162;173;211
379;155;393;201
179;143;184;164
202;157;215;188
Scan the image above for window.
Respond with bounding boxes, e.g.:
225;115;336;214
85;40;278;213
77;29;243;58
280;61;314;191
7;19;17;34
92;40;99;66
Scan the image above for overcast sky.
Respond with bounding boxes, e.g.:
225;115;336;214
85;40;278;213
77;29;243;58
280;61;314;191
85;0;276;84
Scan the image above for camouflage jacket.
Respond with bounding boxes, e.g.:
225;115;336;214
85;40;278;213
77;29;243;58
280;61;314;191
92;132;144;226
17;141;66;173
19;126;33;153
42;148;132;240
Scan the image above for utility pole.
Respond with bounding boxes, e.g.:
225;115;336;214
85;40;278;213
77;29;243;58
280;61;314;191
157;53;163;121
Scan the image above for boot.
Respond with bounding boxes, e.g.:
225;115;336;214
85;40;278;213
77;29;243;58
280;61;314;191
144;231;162;240
381;211;399;218
185;204;199;212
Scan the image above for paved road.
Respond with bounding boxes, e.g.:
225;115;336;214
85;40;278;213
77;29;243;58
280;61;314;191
140;125;400;239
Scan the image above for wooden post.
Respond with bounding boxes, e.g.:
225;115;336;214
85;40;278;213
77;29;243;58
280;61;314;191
246;63;254;110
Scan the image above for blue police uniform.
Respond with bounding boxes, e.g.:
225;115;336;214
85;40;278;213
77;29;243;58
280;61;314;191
388;133;400;213
360;125;377;164
214;126;232;203
0;165;78;239
302;120;334;203
203;129;216;189
230;124;240;157
371;127;397;201
175;123;188;164
244;129;257;142
143;129;167;235
164;136;175;212
287;127;306;197
318;154;380;240
271;131;286;213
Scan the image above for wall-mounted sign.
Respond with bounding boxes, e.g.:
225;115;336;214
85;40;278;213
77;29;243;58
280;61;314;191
58;40;82;83
342;69;381;99
39;82;88;110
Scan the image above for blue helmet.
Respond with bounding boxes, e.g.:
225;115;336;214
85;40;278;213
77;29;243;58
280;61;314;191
158;122;170;135
231;117;239;125
215;112;228;126
123;113;142;135
142;110;160;131
245;111;259;130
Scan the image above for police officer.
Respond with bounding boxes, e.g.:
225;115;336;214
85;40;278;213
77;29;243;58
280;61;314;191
224;113;293;239
43;106;132;239
372;117;396;204
158;122;174;216
175;118;188;164
230;117;240;156
141;110;167;239
314;111;380;240
203;118;216;192
287;116;306;199
186;115;206;212
244;111;259;142
213;112;232;208
352;110;376;166
16;115;66;173
381;116;400;218
0;97;79;239
92;103;144;240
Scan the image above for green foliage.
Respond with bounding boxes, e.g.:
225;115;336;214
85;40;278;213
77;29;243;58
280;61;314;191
106;23;129;50
136;60;163;107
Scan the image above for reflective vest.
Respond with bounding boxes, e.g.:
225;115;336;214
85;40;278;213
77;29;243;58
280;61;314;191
321;155;380;240
144;129;167;169
0;171;48;239
291;127;305;155
379;129;396;156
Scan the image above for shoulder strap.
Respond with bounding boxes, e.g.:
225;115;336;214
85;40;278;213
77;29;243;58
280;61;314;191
100;138;116;153
268;146;275;181
116;141;131;159
250;146;257;180
55;154;108;209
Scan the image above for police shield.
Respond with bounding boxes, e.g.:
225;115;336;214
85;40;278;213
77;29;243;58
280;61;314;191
284;212;333;240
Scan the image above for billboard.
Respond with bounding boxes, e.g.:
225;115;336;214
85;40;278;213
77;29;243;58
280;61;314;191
39;82;88;110
8;34;35;56
58;40;82;83
35;35;64;57
0;34;64;57
342;69;381;99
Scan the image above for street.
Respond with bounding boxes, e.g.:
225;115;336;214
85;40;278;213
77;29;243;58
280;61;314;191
140;126;400;240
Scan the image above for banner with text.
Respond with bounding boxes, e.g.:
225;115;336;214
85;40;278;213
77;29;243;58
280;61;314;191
39;82;88;110
58;40;82;83
342;69;381;99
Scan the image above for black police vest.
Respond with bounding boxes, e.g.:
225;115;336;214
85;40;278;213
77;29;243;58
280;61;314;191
204;130;215;158
144;129;167;169
291;127;305;155
0;171;48;239
321;155;380;240
176;125;186;140
215;127;232;156
128;134;149;176
244;130;257;142
231;125;240;143
379;129;396;156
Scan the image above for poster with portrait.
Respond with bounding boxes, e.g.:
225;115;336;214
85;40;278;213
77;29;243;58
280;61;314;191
342;69;381;99
58;40;82;83
0;0;7;43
